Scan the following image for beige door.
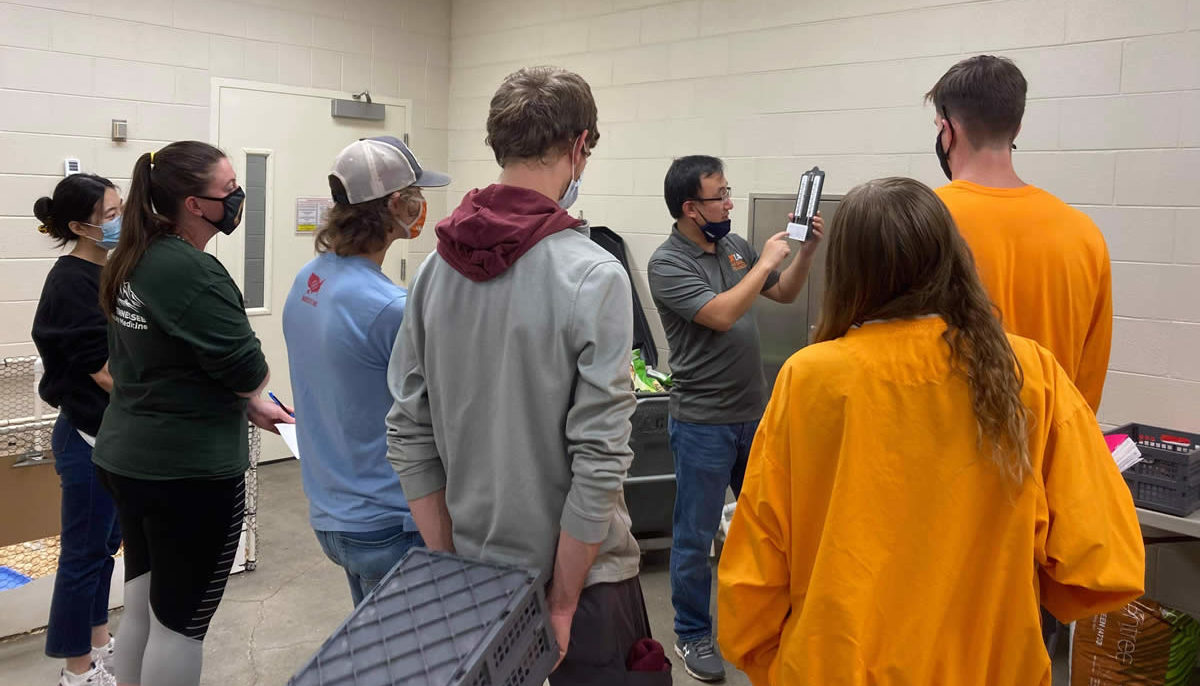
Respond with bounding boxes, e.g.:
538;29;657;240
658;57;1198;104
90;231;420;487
211;80;410;462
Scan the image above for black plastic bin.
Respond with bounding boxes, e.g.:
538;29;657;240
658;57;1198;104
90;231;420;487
626;392;675;539
1106;423;1200;517
288;549;556;686
592;226;677;541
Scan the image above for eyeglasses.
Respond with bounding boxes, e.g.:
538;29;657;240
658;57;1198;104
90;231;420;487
689;186;732;203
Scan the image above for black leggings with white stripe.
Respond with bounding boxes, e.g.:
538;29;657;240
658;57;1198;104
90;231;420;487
98;468;244;686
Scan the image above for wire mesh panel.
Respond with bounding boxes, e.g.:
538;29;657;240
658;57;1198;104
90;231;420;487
0;427;260;589
0;453;68;583
244;423;260;571
0;420;55;466
0;357;47;426
0;354;262;588
0;358;59;586
0;535;63;584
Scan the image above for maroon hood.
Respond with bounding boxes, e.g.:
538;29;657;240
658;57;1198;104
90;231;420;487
435;184;582;282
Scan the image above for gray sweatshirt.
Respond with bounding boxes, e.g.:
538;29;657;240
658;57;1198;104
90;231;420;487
386;211;640;587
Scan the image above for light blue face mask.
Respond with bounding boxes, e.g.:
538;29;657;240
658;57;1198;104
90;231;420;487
558;150;583;210
83;216;122;250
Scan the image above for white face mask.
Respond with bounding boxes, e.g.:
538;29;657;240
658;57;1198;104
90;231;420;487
558;143;583;210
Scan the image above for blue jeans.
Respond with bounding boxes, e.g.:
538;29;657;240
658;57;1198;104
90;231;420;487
668;417;759;642
314;524;424;606
45;415;122;659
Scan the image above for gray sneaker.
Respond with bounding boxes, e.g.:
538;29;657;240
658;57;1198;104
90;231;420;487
674;636;725;682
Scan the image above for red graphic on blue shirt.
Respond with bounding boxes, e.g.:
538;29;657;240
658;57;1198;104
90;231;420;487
302;273;323;306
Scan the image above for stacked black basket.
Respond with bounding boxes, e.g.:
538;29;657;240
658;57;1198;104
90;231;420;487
1107;423;1200;517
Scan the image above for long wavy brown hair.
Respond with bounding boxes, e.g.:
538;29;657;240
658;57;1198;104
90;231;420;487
100;141;225;316
814;177;1031;482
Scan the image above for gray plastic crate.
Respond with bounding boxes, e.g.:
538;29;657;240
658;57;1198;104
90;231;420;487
1108;424;1200;517
1123;474;1200;517
1110;423;1200;484
289;549;557;686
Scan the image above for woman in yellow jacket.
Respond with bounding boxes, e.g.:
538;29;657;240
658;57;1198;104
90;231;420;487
716;177;1144;686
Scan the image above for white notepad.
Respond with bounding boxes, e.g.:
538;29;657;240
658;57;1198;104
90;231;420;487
276;423;301;460
1105;434;1143;473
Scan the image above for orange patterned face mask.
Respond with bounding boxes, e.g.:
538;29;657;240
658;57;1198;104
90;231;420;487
403;198;427;239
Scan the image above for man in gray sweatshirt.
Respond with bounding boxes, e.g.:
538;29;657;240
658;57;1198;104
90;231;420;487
386;67;664;684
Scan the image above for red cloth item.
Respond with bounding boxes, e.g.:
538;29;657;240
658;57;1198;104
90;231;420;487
435;184;582;282
626;637;670;672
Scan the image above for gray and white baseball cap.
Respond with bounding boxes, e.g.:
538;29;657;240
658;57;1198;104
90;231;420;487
328;136;451;205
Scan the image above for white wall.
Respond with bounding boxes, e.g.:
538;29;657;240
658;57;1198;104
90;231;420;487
0;0;451;357
447;0;1200;433
2;0;1196;432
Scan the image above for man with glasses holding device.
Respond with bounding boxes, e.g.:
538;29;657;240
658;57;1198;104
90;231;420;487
648;155;823;682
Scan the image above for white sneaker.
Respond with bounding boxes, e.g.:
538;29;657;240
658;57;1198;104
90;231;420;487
90;637;115;674
58;663;116;686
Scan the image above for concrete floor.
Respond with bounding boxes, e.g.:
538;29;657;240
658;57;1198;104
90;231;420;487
0;460;750;686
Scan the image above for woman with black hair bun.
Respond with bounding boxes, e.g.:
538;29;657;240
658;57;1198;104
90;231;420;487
31;172;124;686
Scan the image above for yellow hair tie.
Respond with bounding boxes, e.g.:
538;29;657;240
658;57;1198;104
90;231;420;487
37;224;50;234
149;150;155;164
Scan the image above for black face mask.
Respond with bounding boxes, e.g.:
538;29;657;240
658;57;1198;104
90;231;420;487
196;187;246;235
934;107;1018;181
935;113;954;181
694;206;731;243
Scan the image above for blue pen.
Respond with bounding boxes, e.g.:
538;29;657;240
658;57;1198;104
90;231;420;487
267;391;295;417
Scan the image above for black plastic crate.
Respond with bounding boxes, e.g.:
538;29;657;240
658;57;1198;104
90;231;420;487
627;393;675;539
289;549;556;686
1123;473;1200;517
628;393;671;479
1107;423;1200;485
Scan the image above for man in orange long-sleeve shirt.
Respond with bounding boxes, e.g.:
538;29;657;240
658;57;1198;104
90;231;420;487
927;55;1112;412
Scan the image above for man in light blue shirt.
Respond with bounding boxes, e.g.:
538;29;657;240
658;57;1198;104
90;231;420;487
282;136;450;605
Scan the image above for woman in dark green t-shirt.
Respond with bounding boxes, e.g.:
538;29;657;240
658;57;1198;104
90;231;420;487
94;141;292;686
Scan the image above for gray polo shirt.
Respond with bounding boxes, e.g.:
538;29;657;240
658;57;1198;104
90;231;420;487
648;226;779;424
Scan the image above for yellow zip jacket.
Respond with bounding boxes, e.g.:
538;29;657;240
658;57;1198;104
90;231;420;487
936;181;1113;412
717;317;1143;686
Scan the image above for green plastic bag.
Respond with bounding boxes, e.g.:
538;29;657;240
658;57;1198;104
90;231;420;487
631;349;664;393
